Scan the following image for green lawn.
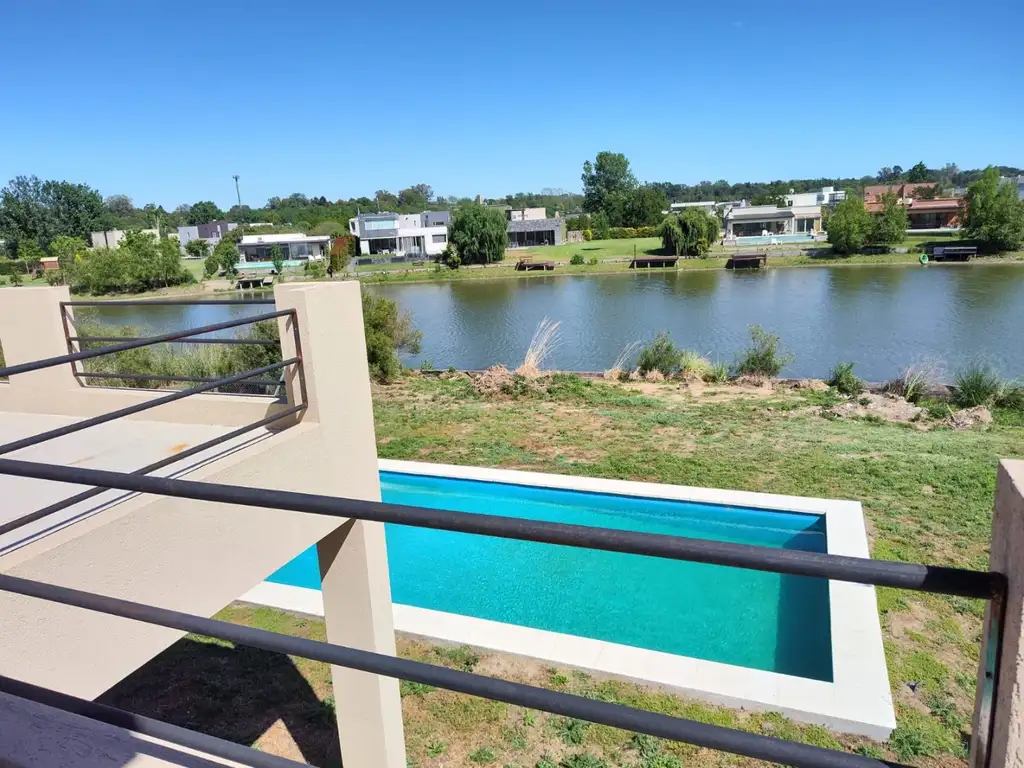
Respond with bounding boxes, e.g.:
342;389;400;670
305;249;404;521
99;374;1019;766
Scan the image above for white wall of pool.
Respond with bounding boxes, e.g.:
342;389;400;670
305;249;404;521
241;459;895;739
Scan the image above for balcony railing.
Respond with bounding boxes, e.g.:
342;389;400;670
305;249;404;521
0;297;1011;768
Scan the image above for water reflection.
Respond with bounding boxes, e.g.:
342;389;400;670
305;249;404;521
87;265;1024;381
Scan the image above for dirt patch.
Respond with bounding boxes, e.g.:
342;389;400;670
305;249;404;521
790;378;830;392
826;393;924;423
681;379;780;403
945;406;992;430
473;365;515;396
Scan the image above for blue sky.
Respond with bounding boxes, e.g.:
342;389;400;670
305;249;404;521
1;0;1021;209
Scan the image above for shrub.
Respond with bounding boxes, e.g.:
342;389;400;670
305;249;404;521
636;332;681;376
732;325;792;378
0;258;28;277
995;385;1024;411
885;363;937;403
588;256;598;266
703;361;729;383
678;350;711;379
570;252;585;265
954;364;1005;407
362;292;422;382
582;229;593;241
8;270;23;286
305;259;327;278
203;254;220;278
828;362;864;395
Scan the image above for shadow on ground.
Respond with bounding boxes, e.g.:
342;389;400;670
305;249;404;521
98;637;340;767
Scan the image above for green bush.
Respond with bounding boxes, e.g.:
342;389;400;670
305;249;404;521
570;253;585;265
362;292;422;382
885;364;934;403
582;229;593;241
203;254;220;278
552;717;589;745
703;361;729;383
0;259;28;276
636;332;681;376
954;364;1005;407
732;325;792;378
8;270;23;286
587;256;598;266
678;350;711;379
995;385;1024;411
658;208;719;257
825;197;873;254
66;232;195;295
828;361;864;395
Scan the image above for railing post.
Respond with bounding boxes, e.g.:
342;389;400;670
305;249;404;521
273;282;406;768
0;287;77;395
970;460;1024;768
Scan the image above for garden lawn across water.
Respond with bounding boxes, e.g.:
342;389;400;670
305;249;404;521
101;374;1021;766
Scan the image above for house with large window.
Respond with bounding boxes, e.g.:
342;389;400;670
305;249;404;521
863;184;963;230
724;205;822;237
177;220;238;253
237;233;330;266
348;211;450;259
783;186;846;207
506;208;564;248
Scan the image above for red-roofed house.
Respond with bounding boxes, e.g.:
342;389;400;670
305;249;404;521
862;183;962;229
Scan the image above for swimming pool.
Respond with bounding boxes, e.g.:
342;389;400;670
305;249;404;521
248;460;894;738
270;470;832;678
733;234;815;245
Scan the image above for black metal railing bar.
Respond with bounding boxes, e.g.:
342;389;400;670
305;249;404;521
70;334;280;346
0;359;297;456
0;458;1000;599
72;371;283;387
0;573;908;768
0;310;291;379
0;403;306;539
0;674;304;768
62;299;277;306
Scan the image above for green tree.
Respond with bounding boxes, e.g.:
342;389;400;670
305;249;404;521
184;238;210;260
204;254;220;278
44;180;113;242
621;187;669;228
49;235;88;284
825;197;873;254
0;175;111;256
591;210;610;240
871;191;908;246
186;201;223;225
449;203;508;264
658;208;719;257
581;152;637;224
17;238;46;268
8;270;22;286
904;162;931;183
398;184;433;209
270;244;285;275
105;194;135;217
963;166;1024;252
214;239;239;276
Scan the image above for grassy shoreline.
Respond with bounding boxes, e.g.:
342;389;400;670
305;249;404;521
99;375;1022;765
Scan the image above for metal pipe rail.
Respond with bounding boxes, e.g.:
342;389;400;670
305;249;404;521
0;358;298;456
0;457;1001;600
0;573;909;768
69;335;280;346
63;299;277;306
0;309;291;378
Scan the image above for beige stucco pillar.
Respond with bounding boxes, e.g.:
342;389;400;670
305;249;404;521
971;459;1024;768
274;282;406;768
0;286;77;395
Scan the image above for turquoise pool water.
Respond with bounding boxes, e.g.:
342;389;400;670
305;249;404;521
733;234;815;245
268;472;833;681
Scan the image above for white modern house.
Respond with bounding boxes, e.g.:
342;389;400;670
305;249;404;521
348;211;450;259
237;233;329;265
724;204;822;237
668;201;717;214
177;221;238;254
783;186;846;207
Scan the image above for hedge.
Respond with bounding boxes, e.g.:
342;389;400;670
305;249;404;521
607;226;658;239
0;259;29;276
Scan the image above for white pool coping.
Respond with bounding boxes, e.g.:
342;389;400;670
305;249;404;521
241;459;895;739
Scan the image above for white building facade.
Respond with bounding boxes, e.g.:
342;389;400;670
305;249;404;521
348;211;450;258
783;186;846;207
237;233;329;266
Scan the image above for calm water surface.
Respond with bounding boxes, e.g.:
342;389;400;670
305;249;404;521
84;264;1024;381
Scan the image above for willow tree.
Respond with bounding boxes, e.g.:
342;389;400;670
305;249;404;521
658;208;719;257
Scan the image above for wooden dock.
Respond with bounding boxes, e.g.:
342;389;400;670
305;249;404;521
930;246;977;262
726;252;768;269
629;255;679;269
235;273;273;289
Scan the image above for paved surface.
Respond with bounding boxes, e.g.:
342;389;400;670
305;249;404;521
0;412;273;556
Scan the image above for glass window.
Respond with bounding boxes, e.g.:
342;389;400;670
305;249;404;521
432;234;446;243
365;219;396;231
